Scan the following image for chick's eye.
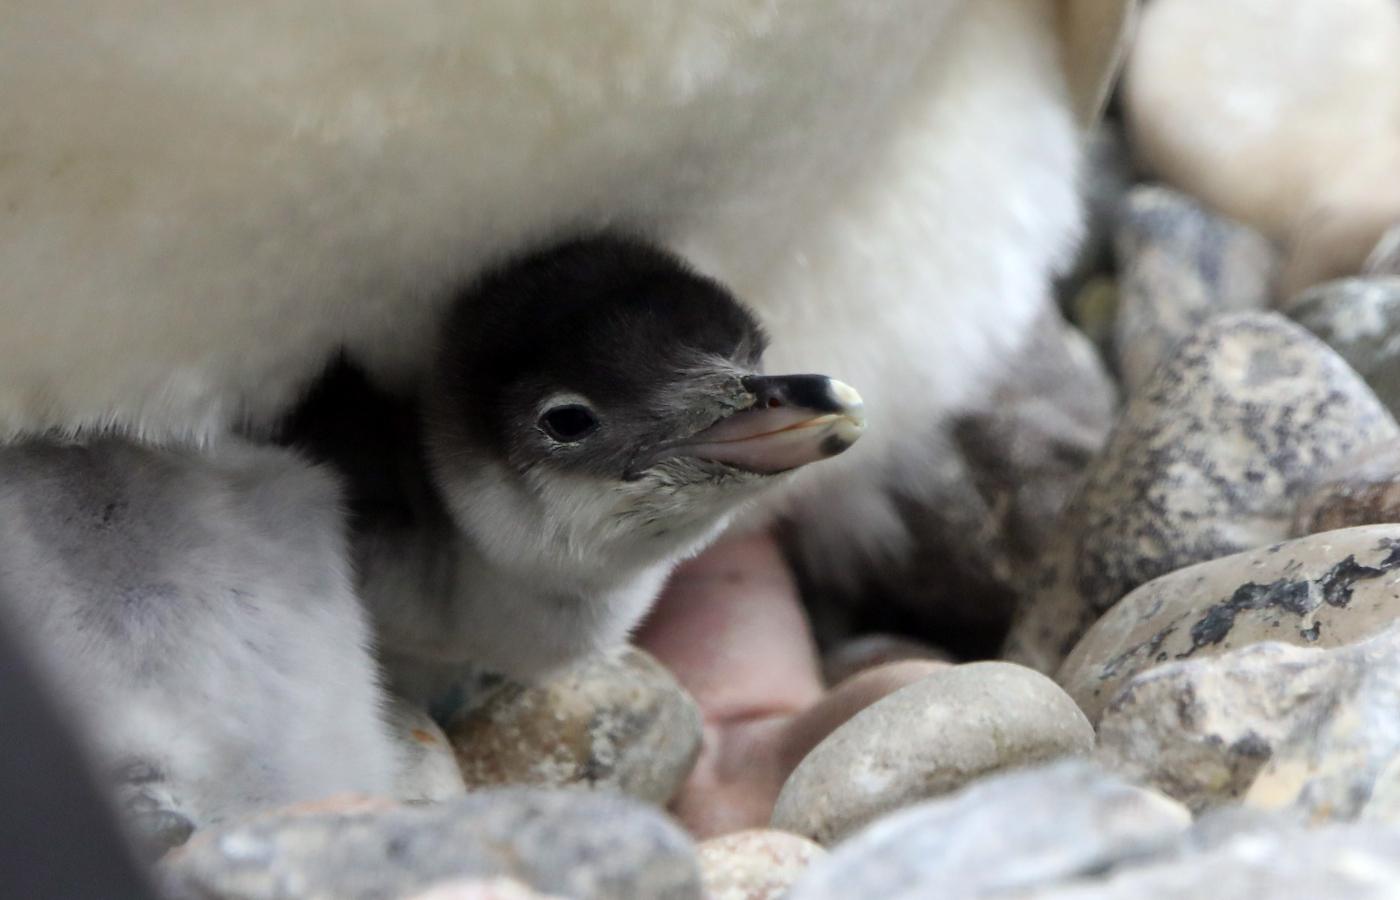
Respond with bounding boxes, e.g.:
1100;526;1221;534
540;404;598;442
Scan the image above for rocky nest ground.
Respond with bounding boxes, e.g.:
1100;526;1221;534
157;1;1400;898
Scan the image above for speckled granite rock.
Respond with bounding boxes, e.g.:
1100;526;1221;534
1366;224;1400;277
446;648;701;806
1058;525;1400;722
160;788;701;900
770;662;1093;845
1288;277;1400;416
1020;823;1400;899
1294;441;1400;535
1096;626;1400;821
1005;313;1399;673
785;761;1190;900
697;830;825;900
1112;186;1278;393
385;696;467;804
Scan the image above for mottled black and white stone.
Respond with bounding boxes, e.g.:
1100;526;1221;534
161;789;701;900
1365;224;1400;277
1005;313;1399;672
1019;823;1400;900
785;761;1189;900
1288;276;1400;416
1096;624;1400;819
1058;525;1400;722
770;663;1093;845
1293;440;1400;536
1112;186;1278;393
445;648;701;806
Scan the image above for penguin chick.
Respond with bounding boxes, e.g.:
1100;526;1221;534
0;439;397;848
289;235;865;682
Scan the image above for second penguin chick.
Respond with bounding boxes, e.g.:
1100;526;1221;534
289;235;865;681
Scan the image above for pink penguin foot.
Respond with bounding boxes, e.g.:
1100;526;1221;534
636;531;945;838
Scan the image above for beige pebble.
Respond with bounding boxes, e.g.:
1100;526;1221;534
698;829;825;900
771;662;1092;845
447;648;701;806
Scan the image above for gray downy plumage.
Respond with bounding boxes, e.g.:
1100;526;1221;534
0;438;397;849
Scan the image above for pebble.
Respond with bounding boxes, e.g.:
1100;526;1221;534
1282;141;1400;295
1004;313;1398;673
1112;186;1277;393
1293;441;1400;536
1057;525;1400;723
1124;0;1400;243
446;648;701;806
785;761;1190;900
769;662;1093;845
696;830;825;900
1096;626;1400;821
384;696;467;805
1366;224;1400;277
1020;823;1400;900
160;788;701;900
1287;277;1400;416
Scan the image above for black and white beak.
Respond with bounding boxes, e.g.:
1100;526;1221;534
638;374;865;476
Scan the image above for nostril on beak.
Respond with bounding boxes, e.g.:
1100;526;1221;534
742;374;857;416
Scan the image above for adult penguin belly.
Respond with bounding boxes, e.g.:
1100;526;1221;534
0;0;1130;586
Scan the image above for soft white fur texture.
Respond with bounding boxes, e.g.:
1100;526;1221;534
3;1;1084;588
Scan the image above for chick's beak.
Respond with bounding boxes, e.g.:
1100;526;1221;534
663;374;866;475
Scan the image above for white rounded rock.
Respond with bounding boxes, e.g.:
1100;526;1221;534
769;662;1093;845
1367;224;1400;277
1126;0;1400;245
1282;140;1400;294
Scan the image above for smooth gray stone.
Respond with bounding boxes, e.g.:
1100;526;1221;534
786;761;1189;900
161;788;701;900
1112;185;1277;393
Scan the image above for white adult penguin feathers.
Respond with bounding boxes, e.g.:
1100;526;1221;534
0;0;1133;597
